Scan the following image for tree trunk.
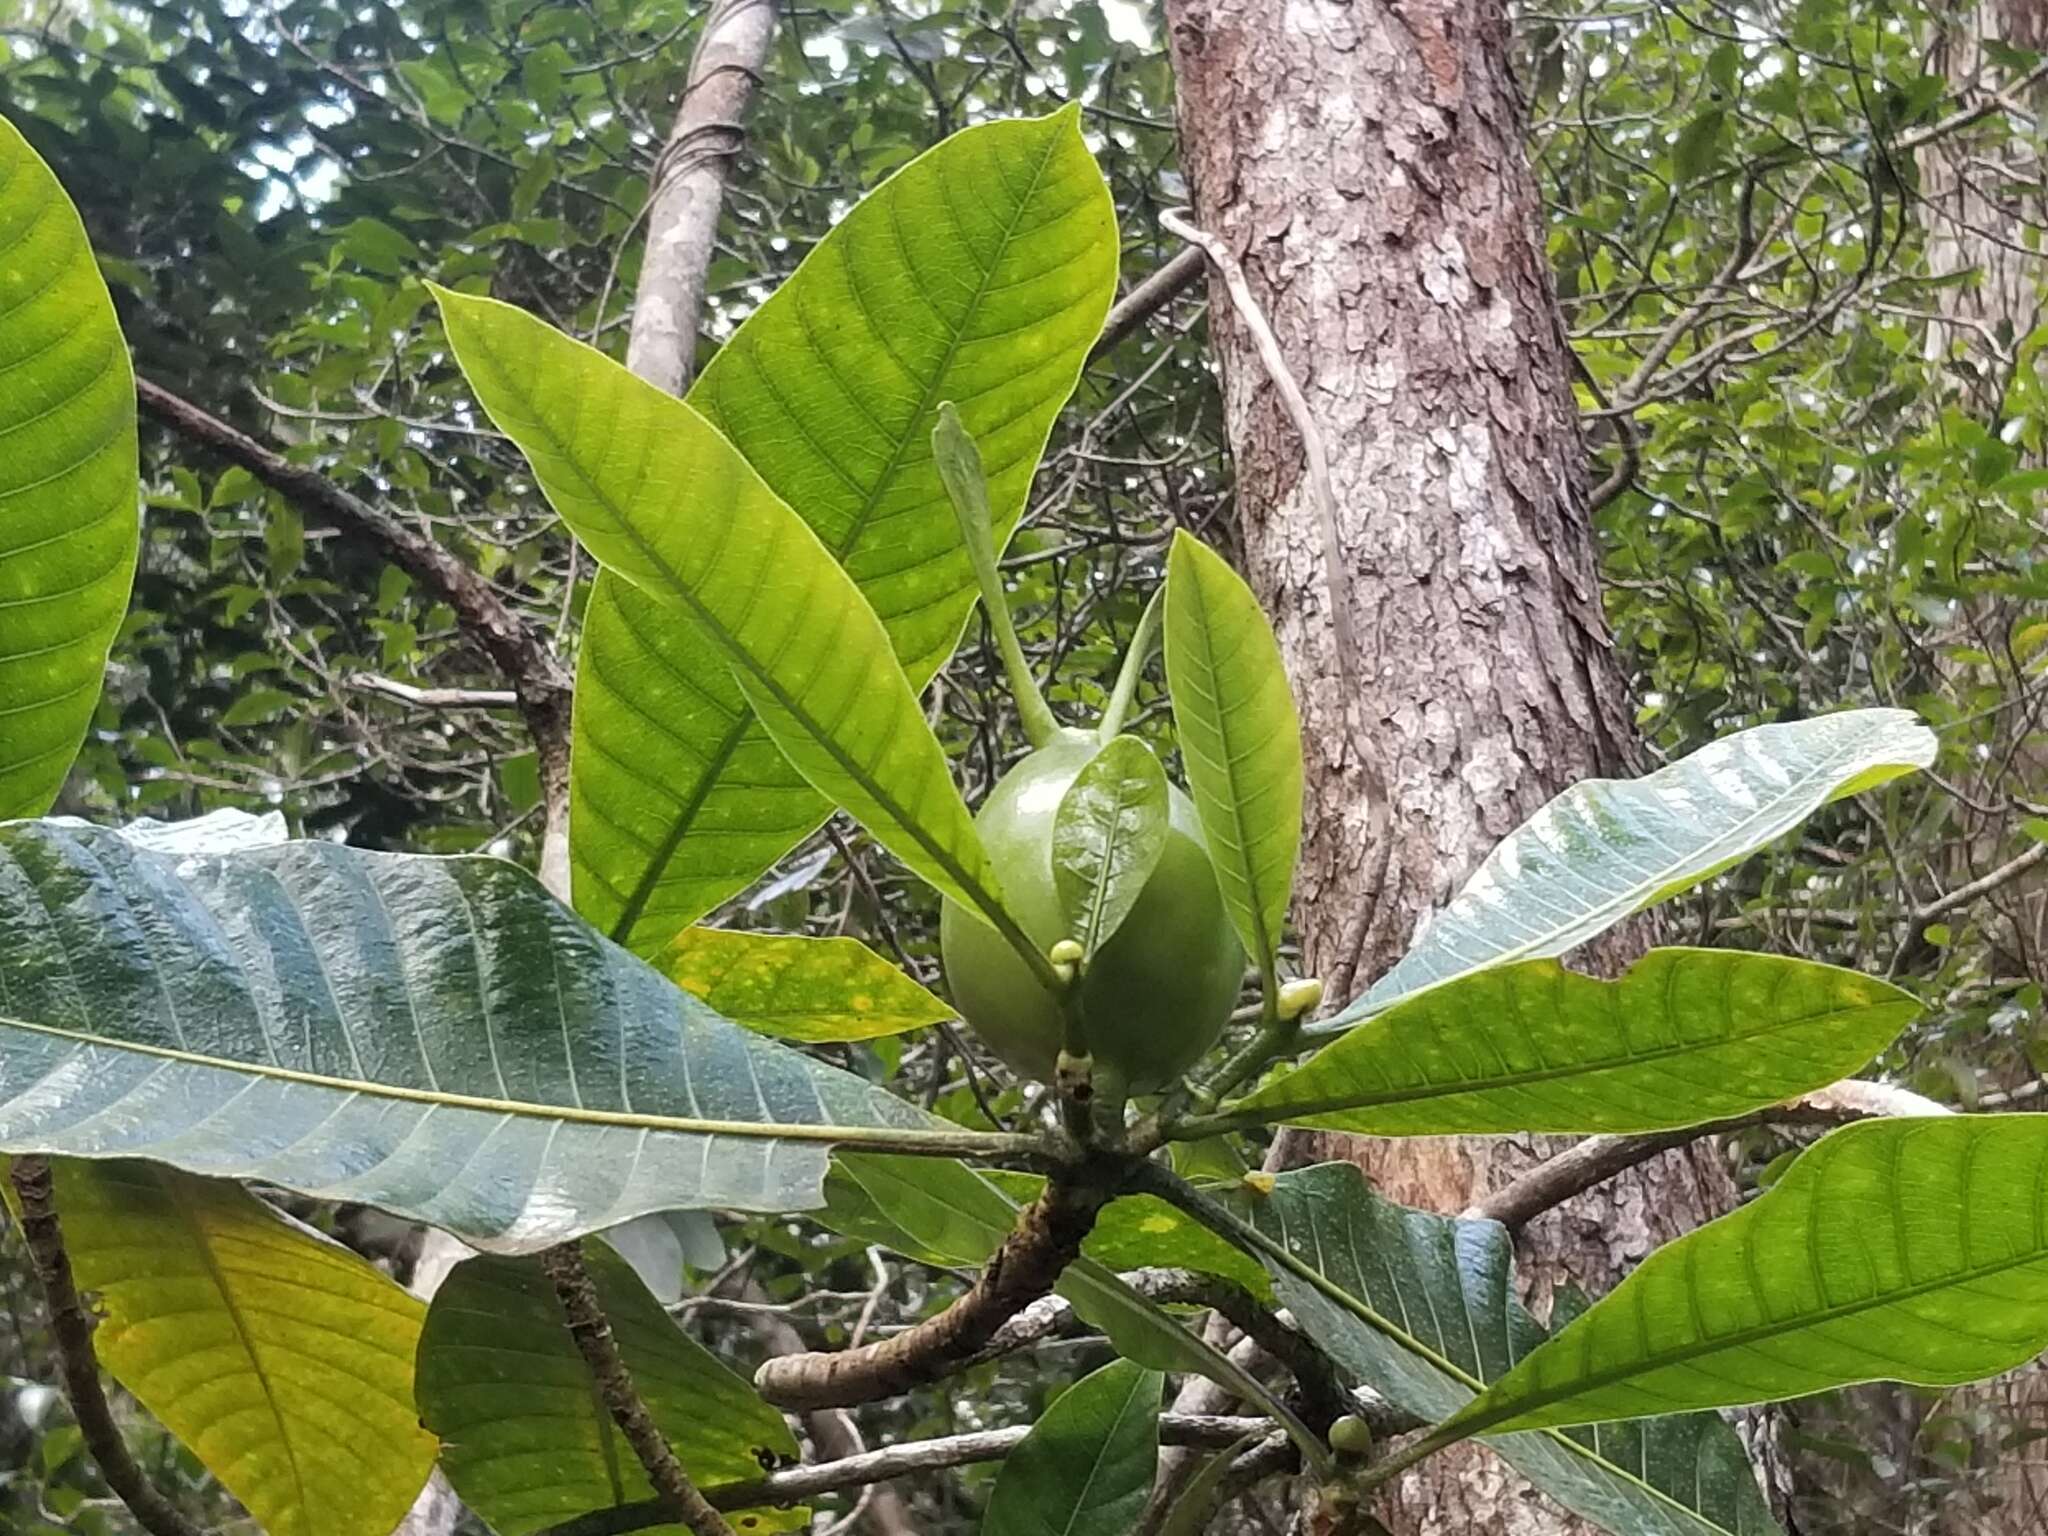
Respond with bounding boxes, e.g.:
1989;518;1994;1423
1162;3;1752;1530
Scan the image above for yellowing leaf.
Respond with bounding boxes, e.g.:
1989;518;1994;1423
665;928;952;1042
53;1161;436;1536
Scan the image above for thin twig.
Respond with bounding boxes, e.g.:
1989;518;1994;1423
542;1242;735;1536
8;1158;205;1536
1089;245;1207;360
135;376;574;892
537;1412;1290;1536
347;674;520;709
1467;1079;1952;1231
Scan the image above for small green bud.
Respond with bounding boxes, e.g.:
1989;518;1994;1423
1276;976;1324;1022
1328;1414;1373;1458
1048;938;1085;965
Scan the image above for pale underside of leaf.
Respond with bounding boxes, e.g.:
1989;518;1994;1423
1245;1164;1782;1536
1332;709;1937;1029
0;821;977;1252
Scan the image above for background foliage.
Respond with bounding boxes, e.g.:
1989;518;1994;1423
3;0;2047;1530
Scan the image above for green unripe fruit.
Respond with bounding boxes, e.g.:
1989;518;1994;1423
940;733;1244;1092
1327;1414;1374;1458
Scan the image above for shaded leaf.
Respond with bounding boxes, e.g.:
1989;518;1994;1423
51;1160;435;1536
1239;949;1917;1135
1053;735;1169;957
1241;1164;1782;1536
0;116;140;817
1331;710;1936;1028
981;1360;1161;1536
664;927;952;1042
1163;532;1303;977
0;820;982;1252
416;1244;801;1534
436;287;1014;932
572;109;1118;954
1447;1116;2048;1438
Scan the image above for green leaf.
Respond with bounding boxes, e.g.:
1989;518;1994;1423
1242;1165;1783;1536
1331;710;1937;1028
0;116;140;818
0;820;999;1251
50;1160;436;1536
1444;1116;2048;1439
981;1360;1162;1536
1163;532;1303;980
1235;949;1918;1135
416;1244;801;1535
572;108;1118;955
662;927;953;1042
435;286;1019;939
1053;735;1169;957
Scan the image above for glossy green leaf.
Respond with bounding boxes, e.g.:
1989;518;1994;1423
1235;949;1917;1135
981;1360;1162;1536
572;109;1118;955
1241;1164;1782;1536
1053;734;1169;956
1330;710;1937;1028
1163;531;1303;978
0;820;992;1251
435;287;1017;934
1445;1116;2048;1439
51;1160;436;1536
663;927;953;1042
0;116;140;817
416;1244;801;1535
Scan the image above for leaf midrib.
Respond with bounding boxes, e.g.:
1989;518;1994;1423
464;317;1022;952
1249;993;1909;1123
1459;1218;2048;1439
607;120;1076;943
0;1011;1027;1154
1266;1223;1749;1536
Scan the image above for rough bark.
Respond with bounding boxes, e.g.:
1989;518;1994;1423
1162;3;1748;1530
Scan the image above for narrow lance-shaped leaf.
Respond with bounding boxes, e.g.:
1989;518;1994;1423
1442;1116;2048;1440
1163;531;1304;984
1231;949;1918;1136
435;287;1027;955
0;821;1005;1252
1239;1164;1782;1536
981;1360;1162;1536
572;108;1117;954
416;1244;803;1534
0;116;140;816
1331;710;1937;1028
663;927;953;1042
1053;734;1169;957
43;1160;437;1536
